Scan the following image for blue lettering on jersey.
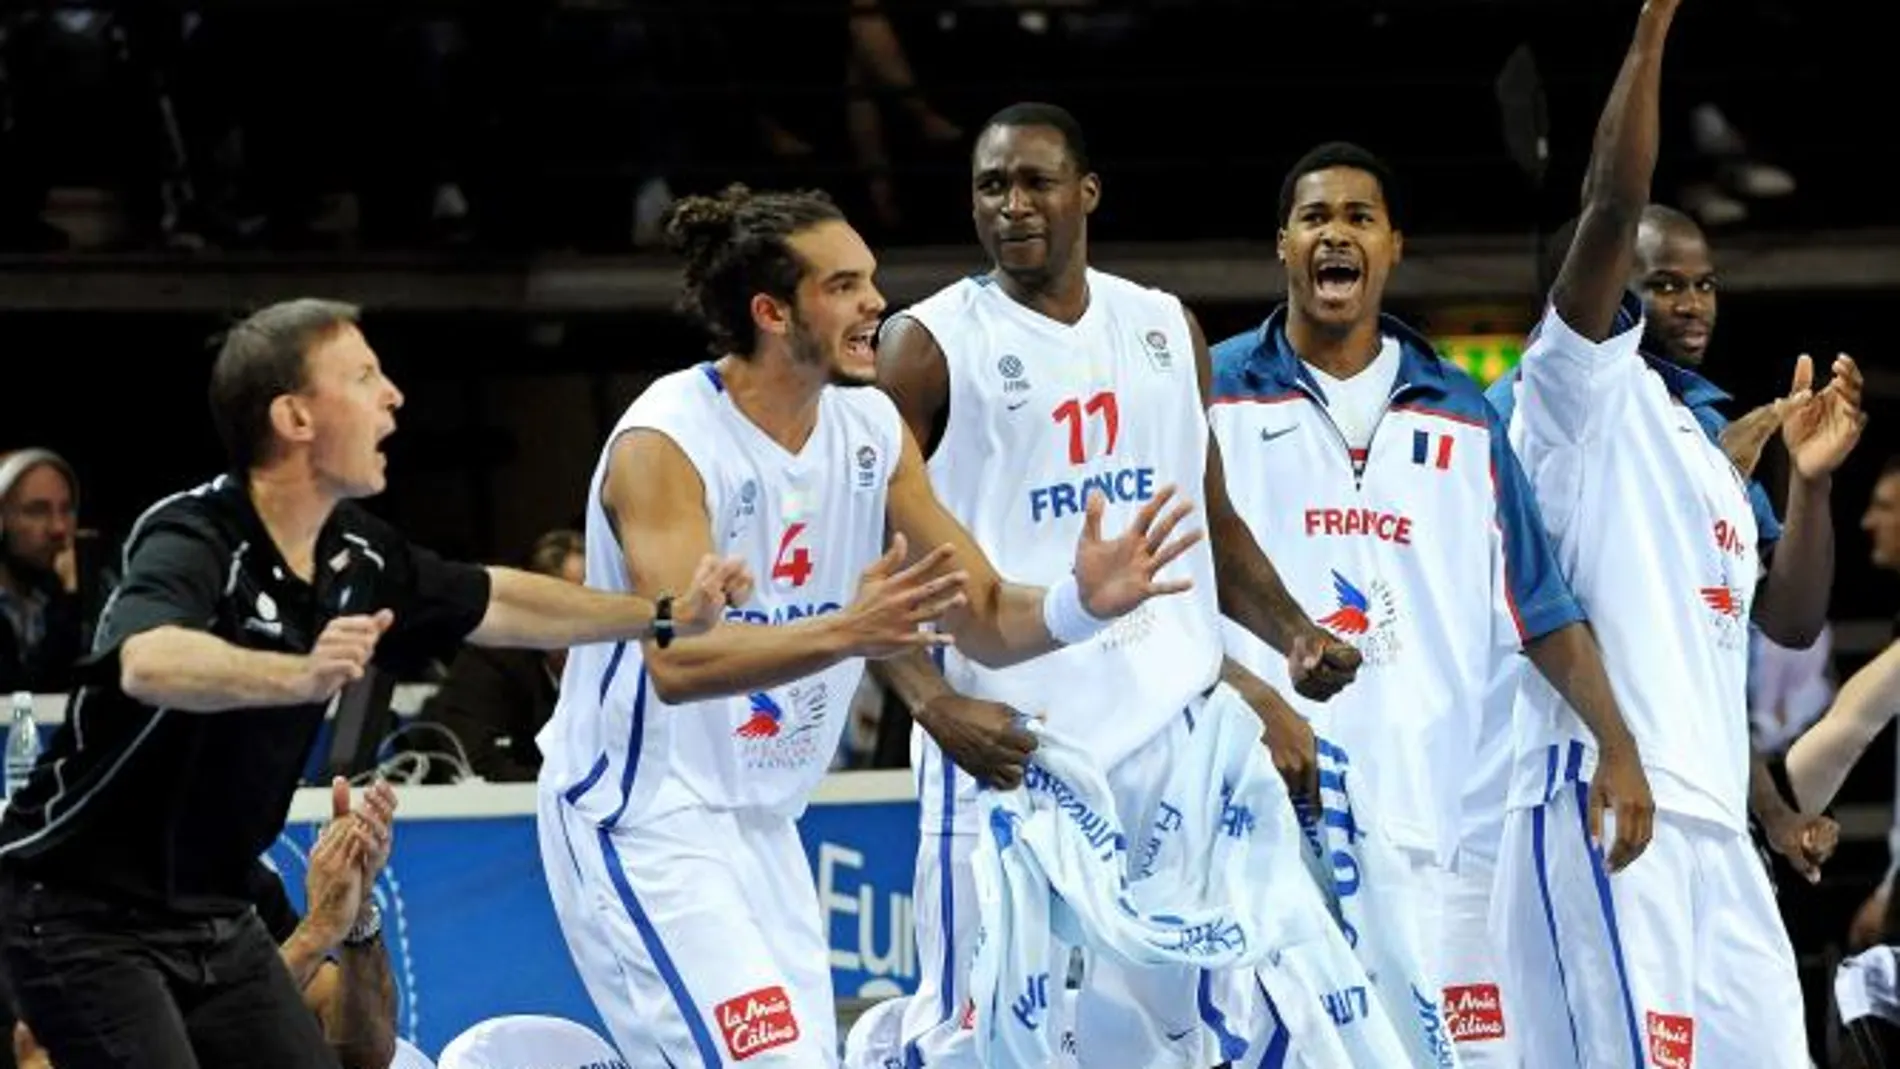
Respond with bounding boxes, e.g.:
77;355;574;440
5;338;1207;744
724;602;843;626
1029;467;1156;523
1321;985;1370;1028
1022;763;1124;859
1412;985;1457;1067
1011;972;1051;1031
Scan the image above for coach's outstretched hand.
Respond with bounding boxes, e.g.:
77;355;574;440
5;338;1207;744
1589;744;1655;872
1288;627;1362;701
673;554;756;637
841;534;970;659
918;694;1038;790
1072;486;1203;619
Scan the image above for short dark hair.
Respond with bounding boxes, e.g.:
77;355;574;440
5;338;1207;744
528;529;584;577
977;102;1091;175
208;298;362;472
662;183;846;358
1277;141;1401;228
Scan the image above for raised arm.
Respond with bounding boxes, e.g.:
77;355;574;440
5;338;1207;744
886;424;1201;669
1549;0;1679;340
1192;310;1359;700
1755;353;1866;647
602;428;961;705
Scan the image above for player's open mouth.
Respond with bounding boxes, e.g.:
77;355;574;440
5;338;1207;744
1313;259;1363;303
843;324;878;362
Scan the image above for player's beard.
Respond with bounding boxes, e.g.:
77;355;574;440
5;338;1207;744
789;311;871;388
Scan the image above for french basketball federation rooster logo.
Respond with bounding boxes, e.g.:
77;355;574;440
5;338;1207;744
1319;572;1373;634
1317;570;1402;666
735;692;785;739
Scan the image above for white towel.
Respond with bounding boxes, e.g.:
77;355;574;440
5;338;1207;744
1838;946;1900;1029
969;684;1414;1068
1293;737;1461;1068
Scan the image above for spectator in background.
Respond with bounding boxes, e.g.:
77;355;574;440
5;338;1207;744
414;529;582;782
0;449;91;694
13;778;402;1069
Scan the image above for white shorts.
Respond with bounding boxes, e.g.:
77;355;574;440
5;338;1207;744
538;790;839;1067
898;708;1232;1068
1493;783;1806;1069
1440;852;1520;1068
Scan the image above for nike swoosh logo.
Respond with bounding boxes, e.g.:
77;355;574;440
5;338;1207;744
1007;400;1029;411
1260;425;1298;443
1164;1028;1195;1042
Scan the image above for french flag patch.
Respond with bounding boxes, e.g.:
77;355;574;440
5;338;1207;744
1412;429;1454;470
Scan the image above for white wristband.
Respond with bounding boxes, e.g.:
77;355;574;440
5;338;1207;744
1042;575;1108;646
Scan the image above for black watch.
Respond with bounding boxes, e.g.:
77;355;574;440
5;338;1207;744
653;594;675;648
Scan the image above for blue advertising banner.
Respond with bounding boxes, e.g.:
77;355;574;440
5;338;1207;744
264;775;920;1057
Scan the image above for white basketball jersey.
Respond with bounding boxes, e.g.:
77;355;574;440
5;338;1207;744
910;270;1222;774
536;363;902;826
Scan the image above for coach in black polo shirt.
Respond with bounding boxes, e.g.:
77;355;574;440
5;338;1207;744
0;298;750;1069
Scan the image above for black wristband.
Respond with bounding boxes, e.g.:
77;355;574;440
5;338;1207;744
654;594;675;648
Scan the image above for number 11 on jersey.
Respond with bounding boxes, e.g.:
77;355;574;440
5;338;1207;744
1053;391;1120;465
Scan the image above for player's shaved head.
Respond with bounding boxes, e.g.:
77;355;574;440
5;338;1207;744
1633;203;1718;367
1639;203;1701;240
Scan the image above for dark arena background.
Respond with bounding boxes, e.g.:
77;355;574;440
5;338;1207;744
2;1;1896;1066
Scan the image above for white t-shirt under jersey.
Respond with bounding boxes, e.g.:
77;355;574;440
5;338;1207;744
536;363;904;827
904;269;1223;835
1305;337;1402;462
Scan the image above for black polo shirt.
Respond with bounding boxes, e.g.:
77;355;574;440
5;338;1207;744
0;474;489;915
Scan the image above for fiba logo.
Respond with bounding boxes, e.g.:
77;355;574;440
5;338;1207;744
998;354;1031;394
1142;330;1174;372
265;829;421;1045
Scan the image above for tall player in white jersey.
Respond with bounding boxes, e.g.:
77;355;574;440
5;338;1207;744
1206;140;1653;1069
864;103;1362;1069
535;183;1206;1069
1489;1;1865;1065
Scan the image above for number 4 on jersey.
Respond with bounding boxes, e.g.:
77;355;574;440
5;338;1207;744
772;523;814;587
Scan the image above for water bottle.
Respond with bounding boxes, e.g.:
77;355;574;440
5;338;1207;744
5;691;40;801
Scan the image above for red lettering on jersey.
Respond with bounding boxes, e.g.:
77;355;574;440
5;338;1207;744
1302;508;1414;546
1645;1011;1693;1069
717;986;802;1061
1442;984;1505;1043
1713;519;1745;558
